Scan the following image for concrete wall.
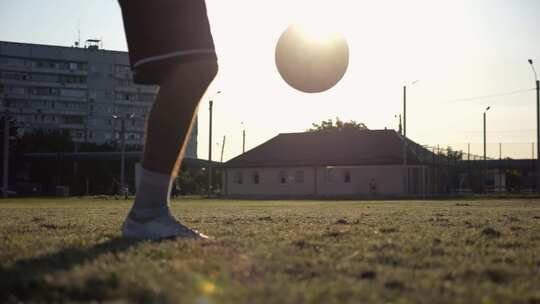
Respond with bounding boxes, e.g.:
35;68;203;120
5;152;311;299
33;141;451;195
224;166;317;196
224;165;428;197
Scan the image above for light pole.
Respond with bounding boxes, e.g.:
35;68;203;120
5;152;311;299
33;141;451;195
112;113;134;196
483;106;491;192
3;108;9;198
220;135;226;163
240;122;246;153
402;80;418;195
403;80;419;138
394;114;402;135
528;59;540;192
208;90;221;197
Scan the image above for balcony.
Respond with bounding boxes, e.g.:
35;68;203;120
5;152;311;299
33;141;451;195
1;79;87;89
1;64;88;76
114;99;151;107
59;123;85;130
54;109;88;116
115;85;158;94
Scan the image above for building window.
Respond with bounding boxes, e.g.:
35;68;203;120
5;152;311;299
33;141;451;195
64;116;83;124
32;73;58;82
344;171;351;183
278;171;287;184
252;171;260;184
2;57;26;67
10;86;26;94
115;65;131;74
235;171;243;184
1;71;29;80
325;167;335;183
295;170;304;183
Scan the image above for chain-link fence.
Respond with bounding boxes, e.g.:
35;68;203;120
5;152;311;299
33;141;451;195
419;142;536;194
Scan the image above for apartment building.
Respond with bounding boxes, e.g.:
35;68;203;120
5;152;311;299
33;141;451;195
0;40;197;157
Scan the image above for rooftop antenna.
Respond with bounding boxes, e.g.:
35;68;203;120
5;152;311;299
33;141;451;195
74;19;81;47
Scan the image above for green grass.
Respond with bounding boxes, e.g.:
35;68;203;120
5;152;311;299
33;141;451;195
1;198;540;303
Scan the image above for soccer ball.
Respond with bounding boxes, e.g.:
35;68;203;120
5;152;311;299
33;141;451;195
275;24;349;93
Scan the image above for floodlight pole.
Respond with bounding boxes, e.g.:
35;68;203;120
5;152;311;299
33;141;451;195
529;59;540;193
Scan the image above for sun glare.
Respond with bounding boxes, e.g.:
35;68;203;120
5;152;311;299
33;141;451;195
290;0;347;43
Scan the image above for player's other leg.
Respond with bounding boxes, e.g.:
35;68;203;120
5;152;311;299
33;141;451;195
122;60;217;240
118;0;217;240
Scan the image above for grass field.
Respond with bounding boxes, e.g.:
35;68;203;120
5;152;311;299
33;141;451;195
1;198;540;303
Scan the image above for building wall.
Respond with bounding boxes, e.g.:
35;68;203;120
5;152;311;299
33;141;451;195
316;166;405;196
0;41;197;157
224;165;426;197
225;166;317;196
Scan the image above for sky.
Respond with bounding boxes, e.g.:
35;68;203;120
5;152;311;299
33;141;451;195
1;0;540;160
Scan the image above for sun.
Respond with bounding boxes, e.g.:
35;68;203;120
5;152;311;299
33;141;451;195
290;0;347;43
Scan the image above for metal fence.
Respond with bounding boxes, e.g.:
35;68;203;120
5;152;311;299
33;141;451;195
418;143;536;194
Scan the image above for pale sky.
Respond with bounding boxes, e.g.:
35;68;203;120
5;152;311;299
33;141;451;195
1;0;540;160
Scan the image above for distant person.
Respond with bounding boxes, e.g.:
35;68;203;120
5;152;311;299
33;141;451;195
171;180;180;199
369;178;377;194
118;0;217;239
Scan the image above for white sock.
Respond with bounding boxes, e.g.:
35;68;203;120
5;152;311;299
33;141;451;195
128;167;173;221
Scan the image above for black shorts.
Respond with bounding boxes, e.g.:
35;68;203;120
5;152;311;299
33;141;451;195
119;0;217;85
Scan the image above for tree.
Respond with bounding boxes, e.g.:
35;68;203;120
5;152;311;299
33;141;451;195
444;146;463;161
307;117;368;132
17;129;74;153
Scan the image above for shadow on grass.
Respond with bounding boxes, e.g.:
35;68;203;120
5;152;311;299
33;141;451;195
0;237;140;302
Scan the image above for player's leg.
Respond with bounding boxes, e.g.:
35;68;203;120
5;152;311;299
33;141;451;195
118;0;217;240
142;60;218;176
123;61;217;240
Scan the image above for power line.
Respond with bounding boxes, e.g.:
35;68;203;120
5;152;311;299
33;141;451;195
459;129;536;134
445;88;535;103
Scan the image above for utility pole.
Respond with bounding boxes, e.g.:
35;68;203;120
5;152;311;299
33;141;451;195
483;106;491;193
220;135;226;163
403;85;407;138
120;118;126;192
208;99;213;197
402;80;418;196
402;80;418;138
528;59;540;192
207;91;221;197
112;113;134;197
402;86;408;195
3;110;9;198
537;78;540;192
242;129;246;153
467;143;471;189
